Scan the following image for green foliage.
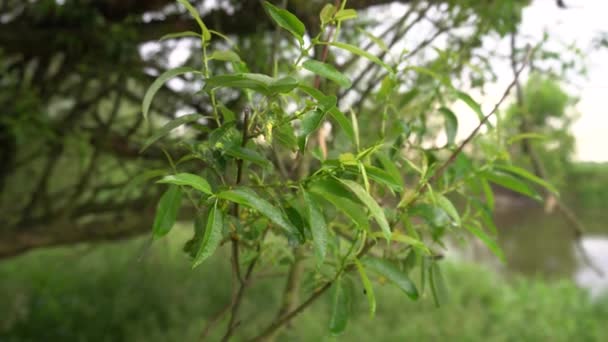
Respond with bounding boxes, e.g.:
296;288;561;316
138;1;561;338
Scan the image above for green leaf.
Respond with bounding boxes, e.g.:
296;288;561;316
435;194;461;226
376;75;396;100
354;259;376;318
465;223;505;262
275;122;297;149
406;66;452;87
159;31;200;41
208;50;241;62
328;41;394;74
140;114;203;152
455;90;484;121
152;185;183;238
157;172;213;195
268;76;299;94
334;8;358;21
302;59;352;88
263;1;306;45
177;0;211;42
192;201;224;268
429;262;448;307
142;67;201;120
507;132;548;145
205;73;273;95
303;189;327;265
363;257;418;299
438;107;458;145
357;27;387;51
482;170;541;200
223;145;270;167
329;276;350;335
329;108;355;143
319;3;336;25
218;104;236;123
376;153;404;190
337;179;391;240
298;109;325;151
495;164;559;196
309;187;369;230
217;188;300;239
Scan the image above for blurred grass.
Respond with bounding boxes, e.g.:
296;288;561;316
1;228;607;342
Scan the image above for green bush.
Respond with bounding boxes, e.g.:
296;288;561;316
1;232;606;341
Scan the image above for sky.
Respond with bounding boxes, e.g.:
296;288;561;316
461;0;608;162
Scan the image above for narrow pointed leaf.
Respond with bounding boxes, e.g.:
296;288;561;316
223;145;270;167
455;90;484;121
141;114;203;152
263;1;305;44
482;170;541;200
192;201;223;268
303;189;327;265
309;189;369;230
363;257;419;299
157;172;213;195
429;262;448;307
142;66;200;120
177;0;211;41
209;50;241;62
495;164;559;196
438;107;458;145
465;223;505;262
357;28;387;51
436;194;461;226
329;276;350;335
337;179;391;240
152;185;183;238
217;188;299;238
354;259;376;318
159;31;200;41
303;59;352;88
328;41;394;74
298;109;325;151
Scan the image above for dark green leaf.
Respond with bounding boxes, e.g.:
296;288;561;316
482;170;541;200
141;114;203;152
192;201;224;268
263;1;305;45
495;164;558;196
298;109;325;151
329;276;350;335
363;257;419;299
429;262;448;307
205;73;273;95
303;189;327;265
303;59;352;88
455;90;484;121
142;67;201;120
376;153;404;190
218;188;300;239
223;145;270;167
435;194;460;226
309;188;369;230
268;76;299;94
153;185;183;238
438;107;458;145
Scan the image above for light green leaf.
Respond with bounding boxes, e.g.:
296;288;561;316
192;201;223;268
142;67;201;120
303;59;352;88
320;3;336;25
406;66;452;87
268;76;299;94
263;1;306;45
303;189;327;265
159;31;200;41
495;164;559;196
205;73;273;95
436;194;461;226
455;90;484;121
357;27;387;51
329;276;350;336
337;179;391;240
208;50;241;62
309;186;369;230
217;188;299;238
438;107;458;145
334;8;358;21
354;259;376;318
376;153;404;190
465;223;505;262
482;170;541;201
141;114;203;152
177;0;211;42
363;257;419;299
507;132;548;145
328;41;394;74
157;172;213;195
152;185;183;238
